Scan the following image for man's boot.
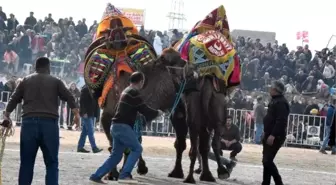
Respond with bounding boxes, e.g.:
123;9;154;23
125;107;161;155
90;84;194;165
77;148;90;153
93;147;103;153
319;149;328;154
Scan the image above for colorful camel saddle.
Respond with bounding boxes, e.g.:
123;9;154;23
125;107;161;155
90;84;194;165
84;3;157;107
176;5;241;88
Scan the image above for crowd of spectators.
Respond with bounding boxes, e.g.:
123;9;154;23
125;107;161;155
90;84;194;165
235;37;336;98
0;7;98;82
1;7;335;115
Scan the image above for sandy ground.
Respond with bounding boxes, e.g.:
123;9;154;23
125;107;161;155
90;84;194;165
1;128;336;185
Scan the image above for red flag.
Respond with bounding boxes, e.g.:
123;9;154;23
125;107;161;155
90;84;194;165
296;31;302;40
302;31;309;39
296;31;309;43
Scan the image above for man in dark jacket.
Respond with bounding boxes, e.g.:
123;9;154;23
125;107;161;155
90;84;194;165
90;72;163;184
3;57;80;185
24;12;37;29
77;85;103;153
262;80;289;185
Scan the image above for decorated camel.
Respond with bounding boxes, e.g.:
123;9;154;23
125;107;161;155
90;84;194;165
84;4;157;180
168;5;241;183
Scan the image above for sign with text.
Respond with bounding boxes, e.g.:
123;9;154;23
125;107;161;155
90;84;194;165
118;8;145;26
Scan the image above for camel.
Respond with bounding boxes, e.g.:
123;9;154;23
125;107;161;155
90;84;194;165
84;9;157;179
168;5;242;183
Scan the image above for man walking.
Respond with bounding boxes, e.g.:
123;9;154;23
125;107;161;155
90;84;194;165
262;81;289;185
89;72;163;184
320;98;336;155
77;85;103;153
254;96;266;144
3;57;80;185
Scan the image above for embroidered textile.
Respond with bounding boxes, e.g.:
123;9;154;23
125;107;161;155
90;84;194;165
176;5;241;87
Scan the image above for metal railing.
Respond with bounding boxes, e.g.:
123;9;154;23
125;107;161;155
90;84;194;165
0;91;329;148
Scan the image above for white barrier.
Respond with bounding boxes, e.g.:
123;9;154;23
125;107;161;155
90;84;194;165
0;91;329;147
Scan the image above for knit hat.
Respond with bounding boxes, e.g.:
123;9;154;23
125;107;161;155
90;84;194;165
271;80;285;95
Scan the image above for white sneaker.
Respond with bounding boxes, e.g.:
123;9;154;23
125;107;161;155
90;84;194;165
118;177;138;184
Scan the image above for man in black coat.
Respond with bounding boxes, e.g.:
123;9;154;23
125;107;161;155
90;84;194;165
262;81;289;185
77;85;103;153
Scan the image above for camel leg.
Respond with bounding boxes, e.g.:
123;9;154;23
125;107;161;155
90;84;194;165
183;126;198;184
101;112;113;149
168;102;187;179
199;126;216;182
137;154;148;175
210;93;230;180
137;132;148;175
183;92;201;184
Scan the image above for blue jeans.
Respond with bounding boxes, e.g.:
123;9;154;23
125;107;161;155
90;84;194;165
90;123;143;180
255;123;264;144
19;117;59;185
77;117;98;150
321;125;336;152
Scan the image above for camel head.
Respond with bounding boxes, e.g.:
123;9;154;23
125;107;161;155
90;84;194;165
140;48;196;110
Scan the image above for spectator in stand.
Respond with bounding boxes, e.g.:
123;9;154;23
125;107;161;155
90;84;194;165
43;24;54;40
45;13;54;24
24;12;37;30
75;20;88;38
0;30;5;60
290;95;305;114
7;13;19;32
162;31;169;49
0;7;7;22
323;62;335;86
153;31;163;55
68;17;75;26
18;29;32;68
51;22;62;34
170;29;182;45
254;96;266;144
0;16;6;31
89;20;98;33
30;30;46;60
139;25;146;39
303;44;312;62
33;20;43;33
3;47;19;73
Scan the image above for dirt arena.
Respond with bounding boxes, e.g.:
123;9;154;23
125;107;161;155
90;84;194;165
1;128;335;185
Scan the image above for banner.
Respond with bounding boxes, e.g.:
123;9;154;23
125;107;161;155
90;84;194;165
118;8;145;26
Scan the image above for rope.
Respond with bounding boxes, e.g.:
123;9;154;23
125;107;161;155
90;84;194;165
0;124;15;185
167;79;186;118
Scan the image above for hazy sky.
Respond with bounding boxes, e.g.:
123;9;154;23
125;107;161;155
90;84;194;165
3;0;336;50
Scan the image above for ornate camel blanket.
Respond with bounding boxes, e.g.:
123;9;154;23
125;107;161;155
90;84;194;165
84;4;157;107
84;38;156;107
175;5;241;88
